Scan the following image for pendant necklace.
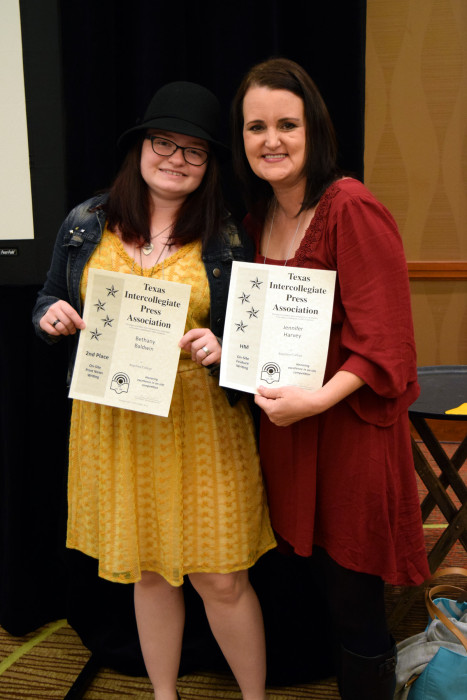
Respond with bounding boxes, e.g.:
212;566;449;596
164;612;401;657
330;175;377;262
262;199;303;265
141;224;173;255
138;241;169;277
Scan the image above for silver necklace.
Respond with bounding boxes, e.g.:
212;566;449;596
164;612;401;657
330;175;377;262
138;241;169;273
262;200;303;265
142;224;173;255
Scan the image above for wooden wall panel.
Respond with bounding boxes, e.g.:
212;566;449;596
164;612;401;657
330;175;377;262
365;0;467;366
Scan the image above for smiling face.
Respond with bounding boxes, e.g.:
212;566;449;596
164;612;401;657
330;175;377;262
242;86;307;192
140;129;208;205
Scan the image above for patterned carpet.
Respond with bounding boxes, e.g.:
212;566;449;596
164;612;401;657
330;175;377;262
1;440;465;699
0;620;341;699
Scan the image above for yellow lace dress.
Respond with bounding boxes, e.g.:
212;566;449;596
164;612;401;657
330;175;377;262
67;228;275;585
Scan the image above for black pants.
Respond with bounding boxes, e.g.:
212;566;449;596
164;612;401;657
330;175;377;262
308;546;392;657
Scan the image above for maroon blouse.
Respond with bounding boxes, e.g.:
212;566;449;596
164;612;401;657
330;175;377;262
245;178;430;586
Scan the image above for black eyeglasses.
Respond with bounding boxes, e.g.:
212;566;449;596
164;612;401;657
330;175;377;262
146;135;209;166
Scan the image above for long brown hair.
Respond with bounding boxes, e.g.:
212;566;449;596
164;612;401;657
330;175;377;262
103;133;224;250
231;57;341;218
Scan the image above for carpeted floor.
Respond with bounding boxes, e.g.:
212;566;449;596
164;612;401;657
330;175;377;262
0;618;340;699
1;440;465;699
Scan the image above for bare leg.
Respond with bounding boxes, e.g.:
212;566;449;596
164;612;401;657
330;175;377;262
189;570;267;700
134;571;185;700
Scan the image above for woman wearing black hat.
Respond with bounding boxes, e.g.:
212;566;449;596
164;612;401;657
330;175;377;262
32;82;275;700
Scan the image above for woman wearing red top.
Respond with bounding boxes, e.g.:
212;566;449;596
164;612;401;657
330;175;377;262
231;58;430;699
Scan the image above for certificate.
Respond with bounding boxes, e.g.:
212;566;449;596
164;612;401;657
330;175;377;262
69;269;191;416
220;261;336;394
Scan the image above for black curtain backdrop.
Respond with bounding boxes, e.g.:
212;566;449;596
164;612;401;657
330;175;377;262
0;0;366;683
58;0;366;216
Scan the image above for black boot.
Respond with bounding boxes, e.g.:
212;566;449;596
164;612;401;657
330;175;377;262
338;640;397;699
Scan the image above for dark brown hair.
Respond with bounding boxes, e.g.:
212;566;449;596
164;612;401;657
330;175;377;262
231;57;341;217
103;133;224;250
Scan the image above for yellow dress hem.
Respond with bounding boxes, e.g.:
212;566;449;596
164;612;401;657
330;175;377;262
66;541;277;586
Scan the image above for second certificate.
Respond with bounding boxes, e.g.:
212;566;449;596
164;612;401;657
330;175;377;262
220;261;336;394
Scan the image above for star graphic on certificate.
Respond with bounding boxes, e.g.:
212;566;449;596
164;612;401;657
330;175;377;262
235;320;248;332
94;299;106;312
102;315;114;327
238;292;250;304
247;307;259;319
106;284;118;297
250;277;263;289
90;328;102;340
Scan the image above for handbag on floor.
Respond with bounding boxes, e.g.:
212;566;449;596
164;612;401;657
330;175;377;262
394;567;467;700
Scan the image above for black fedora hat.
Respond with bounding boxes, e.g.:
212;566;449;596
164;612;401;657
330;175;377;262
118;81;229;157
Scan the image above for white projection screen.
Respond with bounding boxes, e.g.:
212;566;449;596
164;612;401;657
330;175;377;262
0;0;34;241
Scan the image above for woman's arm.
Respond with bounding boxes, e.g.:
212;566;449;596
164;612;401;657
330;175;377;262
32;210;76;342
32;197;103;342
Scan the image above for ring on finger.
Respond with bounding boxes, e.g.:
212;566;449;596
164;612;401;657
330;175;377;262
202;345;210;356
52;319;61;328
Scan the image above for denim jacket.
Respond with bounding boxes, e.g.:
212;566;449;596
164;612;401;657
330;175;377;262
32;194;253;404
